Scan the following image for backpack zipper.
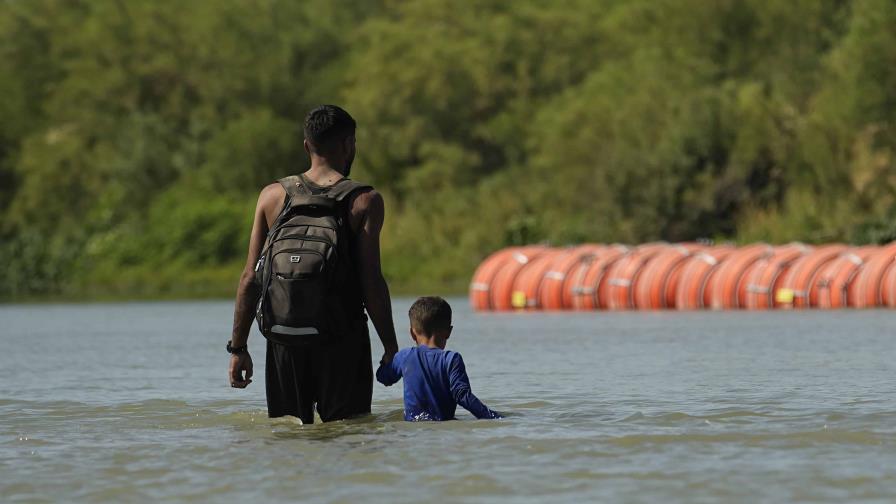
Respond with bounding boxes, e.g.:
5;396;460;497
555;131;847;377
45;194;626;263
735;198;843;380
272;235;335;247
276;223;338;233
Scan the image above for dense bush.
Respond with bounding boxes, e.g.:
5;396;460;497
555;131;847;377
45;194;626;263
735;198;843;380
1;0;894;299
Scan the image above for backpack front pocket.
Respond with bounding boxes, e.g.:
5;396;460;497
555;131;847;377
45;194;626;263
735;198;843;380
272;249;326;279
266;248;329;328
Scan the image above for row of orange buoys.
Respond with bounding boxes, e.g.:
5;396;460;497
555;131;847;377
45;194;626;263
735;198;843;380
469;242;896;311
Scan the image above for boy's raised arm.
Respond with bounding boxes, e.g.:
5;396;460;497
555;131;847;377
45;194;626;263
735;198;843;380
448;354;502;419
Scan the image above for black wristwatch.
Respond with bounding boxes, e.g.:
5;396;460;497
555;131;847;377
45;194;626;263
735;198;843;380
226;341;248;355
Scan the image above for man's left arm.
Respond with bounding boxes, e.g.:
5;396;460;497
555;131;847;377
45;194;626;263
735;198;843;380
354;190;400;365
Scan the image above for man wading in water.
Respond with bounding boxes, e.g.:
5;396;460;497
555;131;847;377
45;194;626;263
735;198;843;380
227;105;399;423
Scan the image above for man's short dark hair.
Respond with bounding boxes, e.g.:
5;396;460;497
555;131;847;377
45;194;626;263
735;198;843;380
409;296;452;335
303;105;356;155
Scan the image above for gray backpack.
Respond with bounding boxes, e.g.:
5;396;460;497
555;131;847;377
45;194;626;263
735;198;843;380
255;174;371;344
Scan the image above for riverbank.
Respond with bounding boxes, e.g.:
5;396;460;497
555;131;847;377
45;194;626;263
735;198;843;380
0;263;469;304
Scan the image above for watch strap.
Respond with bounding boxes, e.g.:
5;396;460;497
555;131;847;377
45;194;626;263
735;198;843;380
227;341;248;355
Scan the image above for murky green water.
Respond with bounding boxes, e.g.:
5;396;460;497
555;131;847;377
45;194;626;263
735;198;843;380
2;299;895;502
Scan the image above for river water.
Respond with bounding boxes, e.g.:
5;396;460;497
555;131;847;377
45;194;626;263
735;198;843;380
1;299;894;503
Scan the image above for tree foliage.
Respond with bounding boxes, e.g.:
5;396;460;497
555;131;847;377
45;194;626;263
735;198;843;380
1;0;894;299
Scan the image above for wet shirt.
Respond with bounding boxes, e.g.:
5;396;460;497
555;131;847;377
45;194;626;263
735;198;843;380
376;345;501;421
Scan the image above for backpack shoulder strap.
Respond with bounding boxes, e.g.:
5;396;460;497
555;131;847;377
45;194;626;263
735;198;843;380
278;175;371;206
327;179;373;202
268;176;311;235
278;175;310;198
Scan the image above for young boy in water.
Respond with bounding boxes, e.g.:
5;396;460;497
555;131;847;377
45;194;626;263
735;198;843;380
376;296;502;421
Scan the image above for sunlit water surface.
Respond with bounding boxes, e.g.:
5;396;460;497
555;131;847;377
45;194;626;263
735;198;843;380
2;299;895;503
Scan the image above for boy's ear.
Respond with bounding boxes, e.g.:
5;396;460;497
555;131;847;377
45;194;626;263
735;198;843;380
409;327;417;342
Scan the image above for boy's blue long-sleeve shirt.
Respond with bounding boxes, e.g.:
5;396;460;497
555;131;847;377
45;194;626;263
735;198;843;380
376;345;501;421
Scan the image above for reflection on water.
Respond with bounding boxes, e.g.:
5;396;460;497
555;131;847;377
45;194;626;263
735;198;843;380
1;300;895;502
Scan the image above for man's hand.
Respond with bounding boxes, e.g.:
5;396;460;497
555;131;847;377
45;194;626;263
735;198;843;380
380;345;398;366
229;353;253;388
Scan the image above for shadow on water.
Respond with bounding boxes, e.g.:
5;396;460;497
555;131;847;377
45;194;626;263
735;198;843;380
264;410;405;442
258;407;515;442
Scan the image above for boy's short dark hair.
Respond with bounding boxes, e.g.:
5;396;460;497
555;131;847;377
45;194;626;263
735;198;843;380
303;105;356;155
409;296;452;335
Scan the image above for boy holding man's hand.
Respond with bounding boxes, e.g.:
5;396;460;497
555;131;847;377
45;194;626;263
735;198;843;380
376;297;502;421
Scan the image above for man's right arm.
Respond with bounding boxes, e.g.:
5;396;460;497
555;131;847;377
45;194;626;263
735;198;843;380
354;190;400;364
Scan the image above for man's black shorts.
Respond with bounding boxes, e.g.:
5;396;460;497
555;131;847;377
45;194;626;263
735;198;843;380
265;324;373;423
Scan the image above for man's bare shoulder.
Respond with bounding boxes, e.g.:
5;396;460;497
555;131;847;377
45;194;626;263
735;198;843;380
259;182;285;204
258;182;286;224
347;187;383;234
351;187;383;213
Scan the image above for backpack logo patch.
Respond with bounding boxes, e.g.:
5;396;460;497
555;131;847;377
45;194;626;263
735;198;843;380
289;255;302;263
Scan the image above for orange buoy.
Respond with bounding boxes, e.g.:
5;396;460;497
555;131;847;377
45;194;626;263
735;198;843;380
742;243;810;309
539;245;604;310
632;244;698;309
777;244;848;308
674;246;735;310
849;244;896;308
708;244;774;310
881;260;896;308
510;249;564;310
568;245;629;310
735;257;768;308
489;246;549;311
815;247;877;309
662;244;708;309
605;243;669;310
469;248;518;311
471;241;896;311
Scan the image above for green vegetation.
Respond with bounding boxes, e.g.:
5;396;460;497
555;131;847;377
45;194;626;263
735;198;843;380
2;0;895;300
